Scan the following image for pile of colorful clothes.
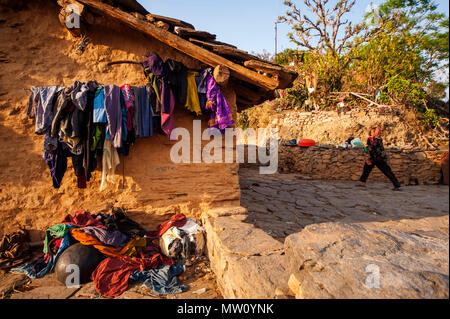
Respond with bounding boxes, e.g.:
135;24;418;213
27;52;234;190
11;208;205;298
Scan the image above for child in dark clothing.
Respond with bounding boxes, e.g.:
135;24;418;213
358;127;401;191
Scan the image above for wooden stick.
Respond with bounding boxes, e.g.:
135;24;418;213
80;0;279;90
107;60;143;66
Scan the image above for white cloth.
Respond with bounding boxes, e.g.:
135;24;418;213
99;139;120;191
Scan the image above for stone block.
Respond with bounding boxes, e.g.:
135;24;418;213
284;217;449;299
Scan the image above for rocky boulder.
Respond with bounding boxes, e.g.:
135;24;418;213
284;216;449;299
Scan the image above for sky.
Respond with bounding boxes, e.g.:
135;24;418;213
139;0;450;56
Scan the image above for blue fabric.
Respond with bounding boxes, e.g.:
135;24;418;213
11;225;76;279
137;86;153;138
93;87;107;123
129;263;188;295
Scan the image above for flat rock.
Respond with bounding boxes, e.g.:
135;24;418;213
285;216;449;299
203;211;289;299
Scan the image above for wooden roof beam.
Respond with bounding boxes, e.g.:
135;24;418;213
78;0;279;90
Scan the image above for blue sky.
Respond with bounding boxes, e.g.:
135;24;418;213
139;0;449;55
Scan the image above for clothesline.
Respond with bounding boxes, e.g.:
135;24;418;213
26;52;234;190
106;59;204;73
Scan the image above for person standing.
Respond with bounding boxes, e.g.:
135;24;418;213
358;127;401;191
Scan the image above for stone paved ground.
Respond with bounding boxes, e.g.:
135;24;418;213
239;167;449;242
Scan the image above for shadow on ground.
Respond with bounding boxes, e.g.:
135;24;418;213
239;167;449;242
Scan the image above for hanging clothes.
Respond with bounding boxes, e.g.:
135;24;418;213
120;85;135;132
137;85;153;138
93;86;107;123
205;73;234;131
185;71;202;115
197;68;213;113
131;85;140;136
100;139;120;191
117;90;130;155
166;58;188;105
45;141;67;189
103;85;122;148
28;86;60;135
84;88;97;182
160;80;175;138
143;52;175;137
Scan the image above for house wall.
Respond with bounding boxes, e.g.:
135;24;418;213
0;0;240;237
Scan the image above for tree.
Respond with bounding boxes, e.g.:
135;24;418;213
350;0;449;109
278;0;360;56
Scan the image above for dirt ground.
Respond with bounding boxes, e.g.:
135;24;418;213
1;251;222;300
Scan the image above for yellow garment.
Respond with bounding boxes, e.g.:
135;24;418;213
69;228;147;258
185;71;202;115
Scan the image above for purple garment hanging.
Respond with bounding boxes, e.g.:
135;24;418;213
205;74;234;131
103;85;122;148
142;52;166;76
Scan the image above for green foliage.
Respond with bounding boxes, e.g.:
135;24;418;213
236;109;250;130
421;109;441;128
276;0;449;118
385;77;427;110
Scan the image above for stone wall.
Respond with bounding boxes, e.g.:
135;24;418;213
278;146;444;185
255;106;442;150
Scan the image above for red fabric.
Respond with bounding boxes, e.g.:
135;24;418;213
61;210;104;228
77;175;87;189
156;213;187;237
53;238;62;248
297;139;316;147
91;254;174;298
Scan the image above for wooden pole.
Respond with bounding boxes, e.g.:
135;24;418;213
78;0;279;90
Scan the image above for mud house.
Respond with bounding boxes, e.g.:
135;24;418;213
0;0;297;236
